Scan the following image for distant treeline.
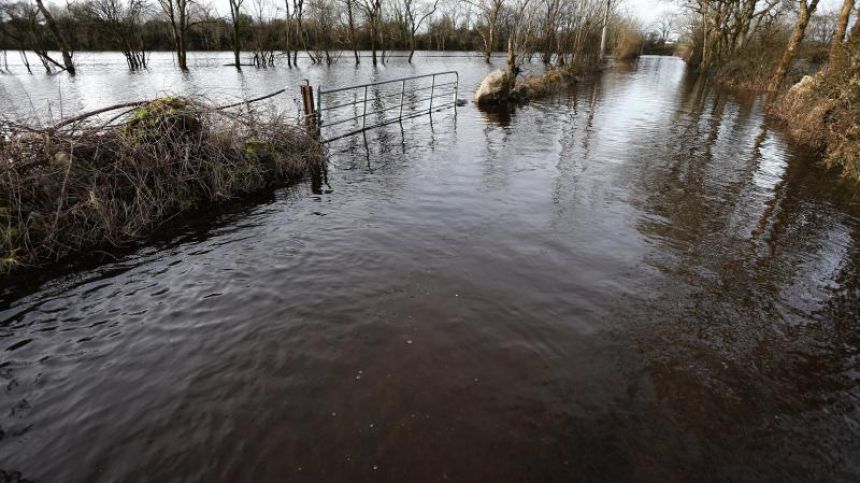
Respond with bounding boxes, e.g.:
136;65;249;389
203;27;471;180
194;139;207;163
0;0;645;73
0;2;482;54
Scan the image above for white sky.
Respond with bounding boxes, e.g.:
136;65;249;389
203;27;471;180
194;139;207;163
623;0;846;27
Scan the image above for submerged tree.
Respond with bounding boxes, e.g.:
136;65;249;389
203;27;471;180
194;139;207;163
358;0;382;65
34;0;75;74
402;0;438;63
467;0;505;62
81;0;149;71
0;1;74;73
227;0;246;69
157;0;196;70
339;0;360;64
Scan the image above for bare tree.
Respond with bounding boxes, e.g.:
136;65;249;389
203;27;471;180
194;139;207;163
34;0;75;74
829;0;854;69
282;0;294;66
769;0;820;91
250;0;277;66
228;0;246;69
505;0;533;72
537;0;562;64
598;0;611;61
339;0;360;64
157;0;196;70
358;0;382;65
83;0;149;71
654;10;677;42
402;0;438;62
292;0;315;64
308;0;338;64
466;0;505;63
1;1;74;73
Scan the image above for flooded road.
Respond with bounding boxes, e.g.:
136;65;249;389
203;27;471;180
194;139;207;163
2;54;860;482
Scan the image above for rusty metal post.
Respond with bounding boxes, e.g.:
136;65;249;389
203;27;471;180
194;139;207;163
301;80;317;133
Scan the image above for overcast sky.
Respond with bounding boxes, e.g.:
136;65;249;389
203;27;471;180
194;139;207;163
624;0;845;27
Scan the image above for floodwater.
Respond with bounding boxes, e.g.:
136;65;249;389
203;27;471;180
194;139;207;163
2;53;860;482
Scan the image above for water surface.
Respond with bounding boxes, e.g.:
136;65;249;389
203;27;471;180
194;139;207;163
2;54;860;482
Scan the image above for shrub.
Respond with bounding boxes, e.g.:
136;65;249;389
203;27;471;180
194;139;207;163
0;97;325;271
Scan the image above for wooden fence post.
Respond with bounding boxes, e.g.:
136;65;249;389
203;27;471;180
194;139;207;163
301;81;318;133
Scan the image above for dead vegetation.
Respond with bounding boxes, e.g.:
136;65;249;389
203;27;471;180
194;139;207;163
512;68;579;100
771;69;860;181
0;96;325;271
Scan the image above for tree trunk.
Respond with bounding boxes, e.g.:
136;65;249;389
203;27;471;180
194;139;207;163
598;0;611;61
829;0;854;69
34;0;75;75
178;28;188;71
485;28;494;63
769;0;819;92
506;36;516;73
284;1;292;67
347;1;359;64
370;19;378;66
19;50;32;74
232;15;242;69
734;0;757;52
852;8;860;44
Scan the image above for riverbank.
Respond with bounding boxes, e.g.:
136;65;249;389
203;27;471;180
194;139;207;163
770;71;860;181
0;96;324;272
676;40;858;182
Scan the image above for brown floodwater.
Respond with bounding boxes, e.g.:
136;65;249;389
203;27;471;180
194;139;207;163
2;54;860;482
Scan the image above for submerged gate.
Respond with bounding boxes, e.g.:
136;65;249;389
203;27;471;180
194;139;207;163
304;71;459;143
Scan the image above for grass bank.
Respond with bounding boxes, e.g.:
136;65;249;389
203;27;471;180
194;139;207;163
0;97;325;271
770;69;860;181
675;30;857;182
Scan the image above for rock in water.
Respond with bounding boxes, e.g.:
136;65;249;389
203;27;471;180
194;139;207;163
473;69;516;105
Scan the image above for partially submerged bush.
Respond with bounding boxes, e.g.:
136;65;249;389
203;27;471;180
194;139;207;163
612;20;645;63
0;96;324;271
512;68;577;100
475;68;578;105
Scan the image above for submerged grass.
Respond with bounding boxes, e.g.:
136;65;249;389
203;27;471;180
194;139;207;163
0;96;325;271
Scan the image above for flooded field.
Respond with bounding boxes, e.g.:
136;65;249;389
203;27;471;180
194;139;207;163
2;53;860;482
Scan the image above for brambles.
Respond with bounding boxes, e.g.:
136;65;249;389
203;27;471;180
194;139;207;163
0;96;325;271
772;71;860;181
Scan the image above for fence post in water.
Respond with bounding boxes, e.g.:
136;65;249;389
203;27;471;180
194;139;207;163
316;84;322;126
429;74;436;113
453;73;459;108
399;79;406;120
362;85;368;130
300;81;317;133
